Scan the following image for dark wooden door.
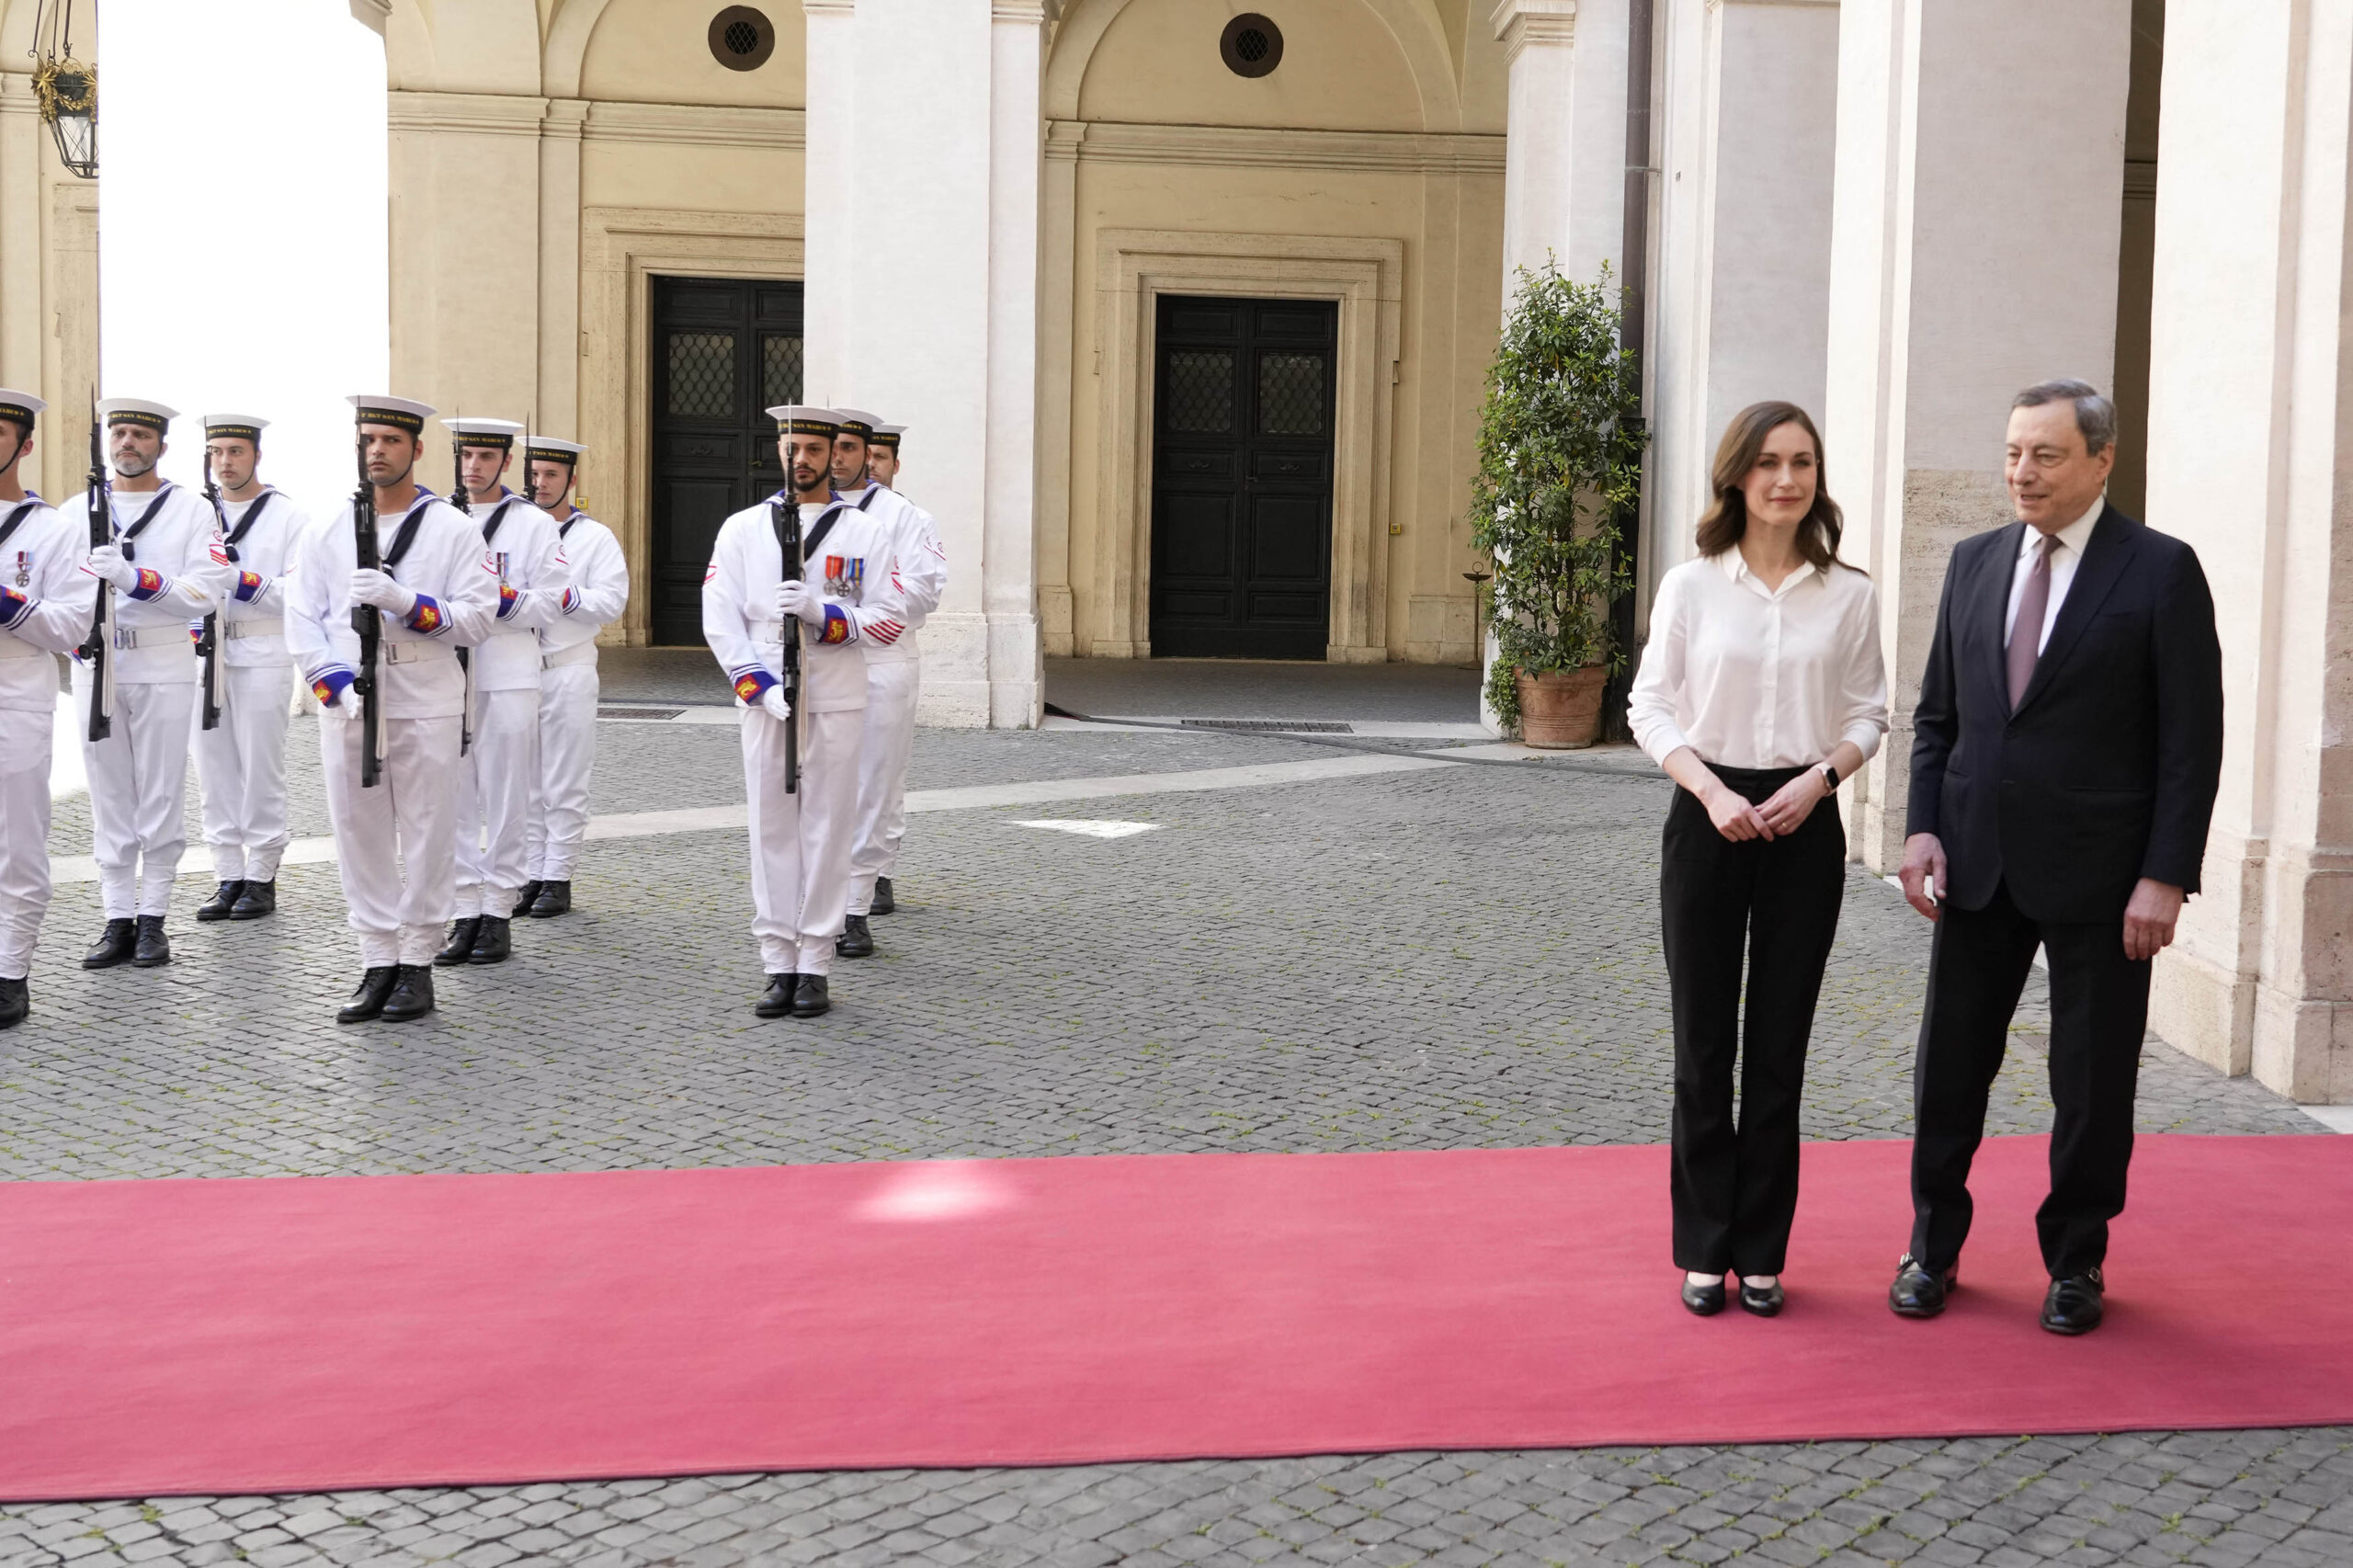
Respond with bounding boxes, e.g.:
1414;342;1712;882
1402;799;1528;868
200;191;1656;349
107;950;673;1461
649;276;803;645
1149;295;1337;659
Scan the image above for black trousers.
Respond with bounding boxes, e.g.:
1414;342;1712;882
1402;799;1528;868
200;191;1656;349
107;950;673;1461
1661;765;1847;1276
1908;881;2149;1278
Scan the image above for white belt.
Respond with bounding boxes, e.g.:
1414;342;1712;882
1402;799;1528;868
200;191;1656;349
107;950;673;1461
222;619;283;642
541;642;598;670
383;640;459;666
0;636;44;661
114;626;195;652
488;627;535;642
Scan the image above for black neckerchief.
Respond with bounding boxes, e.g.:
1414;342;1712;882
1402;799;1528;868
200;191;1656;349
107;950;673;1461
0;500;37;551
222;489;274;562
558;509;591;540
381;493;438;572
803;501;854;561
481;494;517;548
114;481;176;562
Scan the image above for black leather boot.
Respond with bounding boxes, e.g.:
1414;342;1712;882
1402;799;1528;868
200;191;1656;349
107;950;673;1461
870;876;895;915
196;881;244;922
434;917;482;967
526;880;571;917
82;919;136;969
835;915;874;959
0;977;27;1029
515;881;542;918
381;964;437;1022
336;967;400;1024
229;880;277;920
790;974;831;1017
131;915;172;968
756;973;800;1018
468;916;513;964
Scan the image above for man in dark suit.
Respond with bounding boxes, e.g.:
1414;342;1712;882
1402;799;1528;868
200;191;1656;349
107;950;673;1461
1892;379;2223;1335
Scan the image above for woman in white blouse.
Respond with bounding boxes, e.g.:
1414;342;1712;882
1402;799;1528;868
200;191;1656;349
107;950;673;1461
1627;401;1890;1319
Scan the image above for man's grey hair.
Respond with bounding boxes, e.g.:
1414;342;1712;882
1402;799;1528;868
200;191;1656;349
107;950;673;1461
2012;379;2117;456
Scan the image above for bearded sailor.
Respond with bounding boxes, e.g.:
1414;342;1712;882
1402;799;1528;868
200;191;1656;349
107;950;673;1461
190;414;313;924
0;391;97;1028
286;396;498;1023
437;416;566;966
517;434;627;919
703;405;908;1018
58;398;234;970
832;418;945;956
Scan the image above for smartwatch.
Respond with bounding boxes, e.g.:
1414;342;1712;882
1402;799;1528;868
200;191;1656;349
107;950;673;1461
1820;764;1841;794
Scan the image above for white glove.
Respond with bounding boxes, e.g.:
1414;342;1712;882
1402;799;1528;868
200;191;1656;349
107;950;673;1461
85;544;138;590
759;685;792;724
349;568;417;616
319;688;357;722
777;578;828;628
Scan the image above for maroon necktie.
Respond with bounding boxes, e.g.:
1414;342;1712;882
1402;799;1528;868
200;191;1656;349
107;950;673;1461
2007;533;2055;708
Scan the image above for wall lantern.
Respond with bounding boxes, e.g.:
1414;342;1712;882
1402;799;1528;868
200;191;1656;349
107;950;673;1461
28;1;98;181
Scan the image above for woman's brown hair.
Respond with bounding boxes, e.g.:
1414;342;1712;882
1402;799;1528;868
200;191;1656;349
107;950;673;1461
1694;401;1852;574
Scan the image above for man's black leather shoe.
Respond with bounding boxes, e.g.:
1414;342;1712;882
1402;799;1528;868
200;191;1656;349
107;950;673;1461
468;915;513;964
526;881;571;917
82;919;135;969
1889;1255;1957;1318
131;915;172;968
1739;1278;1785;1317
790;975;830;1017
1680;1276;1725;1316
336;967;400;1024
2041;1269;2106;1335
871;876;895;915
836;915;874;958
196;881;244;922
381;965;436;1022
434;918;482;967
229;880;277;920
756;973;800;1018
516;881;542;919
0;976;27;1029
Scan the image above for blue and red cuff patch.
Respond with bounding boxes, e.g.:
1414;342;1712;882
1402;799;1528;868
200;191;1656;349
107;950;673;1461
495;583;521;619
312;667;356;707
0;588;28;628
233;571;266;603
404;595;445;634
733;669;777;704
817;604;852;645
560;586;581;615
124;568;167;602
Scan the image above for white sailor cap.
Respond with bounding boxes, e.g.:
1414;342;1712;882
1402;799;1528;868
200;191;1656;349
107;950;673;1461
98;397;178;434
831;407;883;438
442;416;525;451
870;423;906;450
349;395;436;433
525;435;586;466
0;389;45;430
767;404;843;436
201;414;270;442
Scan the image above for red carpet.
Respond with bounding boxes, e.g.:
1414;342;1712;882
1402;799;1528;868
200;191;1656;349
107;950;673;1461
3;1134;2349;1501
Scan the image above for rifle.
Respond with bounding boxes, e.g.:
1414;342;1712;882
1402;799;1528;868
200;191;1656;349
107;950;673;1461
351;437;384;789
79;390;113;743
449;424;472;757
196;449;226;732
770;496;801;794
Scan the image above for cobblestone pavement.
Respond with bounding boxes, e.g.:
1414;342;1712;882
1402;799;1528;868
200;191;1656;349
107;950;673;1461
4;721;2342;1566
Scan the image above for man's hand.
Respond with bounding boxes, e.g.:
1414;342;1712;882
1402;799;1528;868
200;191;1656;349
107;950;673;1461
349;568;416;616
85;544;138;590
1900;832;1948;920
1703;784;1773;843
2123;878;2185;961
1759;769;1832;837
777;579;827;628
759;685;792;725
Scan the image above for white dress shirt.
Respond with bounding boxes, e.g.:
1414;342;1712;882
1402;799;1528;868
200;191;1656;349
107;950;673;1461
2003;496;2103;653
1628;550;1891;772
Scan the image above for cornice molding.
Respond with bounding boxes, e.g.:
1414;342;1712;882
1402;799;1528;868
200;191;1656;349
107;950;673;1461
1047;119;1505;175
583;99;805;151
1491;0;1576;59
388;91;549;137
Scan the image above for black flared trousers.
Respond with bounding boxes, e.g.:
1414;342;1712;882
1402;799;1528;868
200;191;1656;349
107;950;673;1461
1661;764;1847;1277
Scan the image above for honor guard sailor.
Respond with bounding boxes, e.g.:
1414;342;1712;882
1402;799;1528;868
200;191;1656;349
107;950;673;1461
0;392;97;1028
831;417;945;956
703;405;909;1018
190;414;312;924
438;417;566;966
287;396;498;1023
58;399;234;969
518;435;628;918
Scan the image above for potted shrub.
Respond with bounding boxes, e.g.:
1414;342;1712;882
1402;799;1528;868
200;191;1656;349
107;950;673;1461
1472;259;1645;747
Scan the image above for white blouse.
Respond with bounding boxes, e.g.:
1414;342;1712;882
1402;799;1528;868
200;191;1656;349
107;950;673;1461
1627;551;1890;772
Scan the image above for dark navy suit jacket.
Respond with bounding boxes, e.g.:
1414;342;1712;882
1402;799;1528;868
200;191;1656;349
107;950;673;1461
1904;505;2223;924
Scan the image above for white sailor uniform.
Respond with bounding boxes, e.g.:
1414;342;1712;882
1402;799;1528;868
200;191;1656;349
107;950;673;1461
0;494;98;982
452;491;567;921
191;486;312;886
56;482;234;919
526;509;628;887
845;484;947;915
287;491;499;968
704;493;908;977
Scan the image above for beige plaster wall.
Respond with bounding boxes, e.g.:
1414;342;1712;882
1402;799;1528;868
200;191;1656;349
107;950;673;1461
0;2;101;504
579;0;806;108
1077;0;1423;130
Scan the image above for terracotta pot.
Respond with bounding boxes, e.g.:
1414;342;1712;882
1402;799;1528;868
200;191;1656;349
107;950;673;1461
1514;665;1608;749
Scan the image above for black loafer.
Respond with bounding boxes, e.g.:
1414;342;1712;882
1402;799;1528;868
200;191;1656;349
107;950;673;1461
0;976;27;1029
82;918;136;969
756;973;800;1018
836;915;873;958
515;881;542;918
196;880;244;922
228;879;277;920
1739;1278;1785;1317
467;915;512;964
131;915;172;968
1889;1254;1957;1318
336;966;400;1024
434;917;482;967
790;975;830;1017
871;876;895;915
2041;1268;2106;1335
380;964;436;1022
1680;1276;1726;1316
527;880;571;918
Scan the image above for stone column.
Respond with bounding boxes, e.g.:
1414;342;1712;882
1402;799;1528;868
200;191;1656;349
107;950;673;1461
0;74;40;393
800;0;858;401
1821;0;2131;869
538;97;588;439
2141;0;2353;1100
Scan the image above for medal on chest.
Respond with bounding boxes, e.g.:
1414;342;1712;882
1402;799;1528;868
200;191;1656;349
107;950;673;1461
824;554;864;600
13;551;26;587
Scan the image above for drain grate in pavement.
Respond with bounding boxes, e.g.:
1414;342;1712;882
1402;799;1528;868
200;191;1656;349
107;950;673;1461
1178;718;1353;733
597;706;687;721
